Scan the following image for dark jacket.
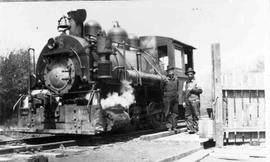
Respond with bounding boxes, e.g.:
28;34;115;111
163;76;179;99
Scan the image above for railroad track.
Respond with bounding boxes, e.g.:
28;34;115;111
0;120;187;155
0;129;160;155
0;135;76;155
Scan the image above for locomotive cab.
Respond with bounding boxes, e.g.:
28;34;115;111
140;36;195;105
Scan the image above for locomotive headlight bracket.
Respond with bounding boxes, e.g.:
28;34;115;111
47;38;58;50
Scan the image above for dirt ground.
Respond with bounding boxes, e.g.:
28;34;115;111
45;137;201;162
0;131;204;162
200;144;267;162
1;130;267;162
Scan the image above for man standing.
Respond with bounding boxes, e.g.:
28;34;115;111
183;67;202;134
163;66;179;130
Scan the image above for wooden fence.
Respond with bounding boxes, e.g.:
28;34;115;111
221;73;265;143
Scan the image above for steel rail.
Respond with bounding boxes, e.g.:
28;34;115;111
0;140;77;155
0;135;69;146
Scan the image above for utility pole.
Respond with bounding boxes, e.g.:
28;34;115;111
211;43;223;147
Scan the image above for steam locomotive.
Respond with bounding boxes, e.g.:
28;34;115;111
17;9;195;135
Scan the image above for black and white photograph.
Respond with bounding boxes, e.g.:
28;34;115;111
0;0;269;161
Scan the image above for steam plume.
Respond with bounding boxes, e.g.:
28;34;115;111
101;80;135;109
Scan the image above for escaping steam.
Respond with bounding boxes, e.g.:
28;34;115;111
101;80;135;109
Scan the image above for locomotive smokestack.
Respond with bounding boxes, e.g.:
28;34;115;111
67;9;86;37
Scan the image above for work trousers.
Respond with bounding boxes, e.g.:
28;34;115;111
163;96;178;128
185;99;200;132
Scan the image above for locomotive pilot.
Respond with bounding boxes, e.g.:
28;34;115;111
182;67;203;134
163;66;180;130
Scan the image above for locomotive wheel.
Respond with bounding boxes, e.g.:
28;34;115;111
147;102;164;130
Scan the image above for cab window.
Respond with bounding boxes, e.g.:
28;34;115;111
174;48;184;69
159;56;168;70
158;45;168;70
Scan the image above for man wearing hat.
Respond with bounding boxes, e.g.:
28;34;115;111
162;66;180;130
183;67;203;134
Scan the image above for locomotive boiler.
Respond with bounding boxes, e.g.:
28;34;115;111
16;9;195;135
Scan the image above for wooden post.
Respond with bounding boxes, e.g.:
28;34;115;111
265;45;270;159
211;43;223;147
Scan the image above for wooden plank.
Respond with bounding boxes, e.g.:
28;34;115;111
242;91;250;127
222;73;264;90
235;91;243;128
211;43;223;147
256;90;259;119
250;91;258;127
242;91;247;127
223;127;265;132
140;128;187;141
233;90;237;128
223;87;264;90
227;91;235;128
265;53;270;147
227;132;235;143
258;91;265;128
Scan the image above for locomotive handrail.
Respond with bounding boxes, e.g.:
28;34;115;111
140;54;168;82
112;50;120;67
113;46;167;83
131;66;142;85
112;42;164;79
113;41;163;70
113;47;137;71
13;95;25;110
70;48;83;69
141;50;162;70
42;48;83;70
87;83;96;108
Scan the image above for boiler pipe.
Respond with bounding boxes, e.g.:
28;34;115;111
136;51;142;71
126;70;164;86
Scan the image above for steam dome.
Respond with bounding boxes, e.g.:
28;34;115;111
107;22;128;44
128;34;139;48
84;20;102;37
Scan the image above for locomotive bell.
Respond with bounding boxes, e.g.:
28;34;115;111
57;16;71;33
107;21;128;44
128;34;139;49
84;20;102;37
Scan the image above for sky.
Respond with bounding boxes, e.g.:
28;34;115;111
0;0;269;109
